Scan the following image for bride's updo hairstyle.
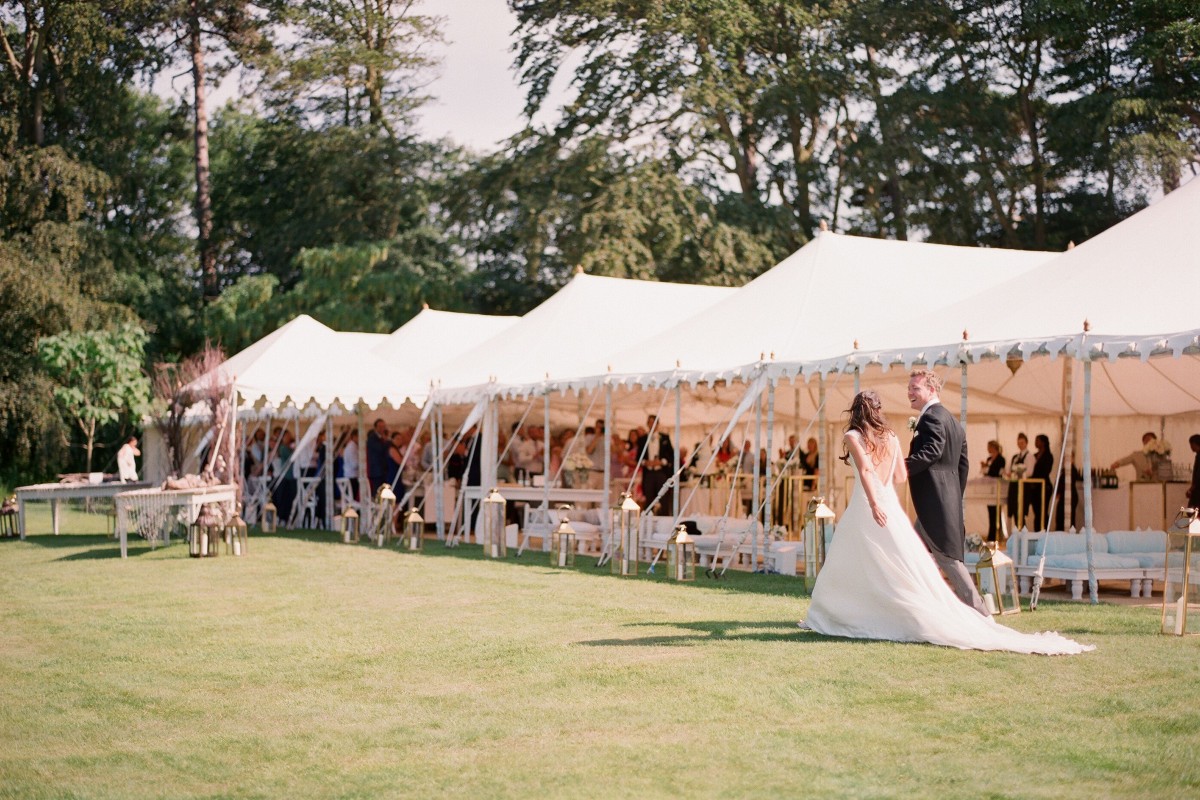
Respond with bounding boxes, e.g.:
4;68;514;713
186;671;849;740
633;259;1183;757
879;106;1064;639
840;390;893;464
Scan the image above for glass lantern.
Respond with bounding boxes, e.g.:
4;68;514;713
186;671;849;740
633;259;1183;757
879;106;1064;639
341;507;360;544
611;492;641;576
481;487;507;558
261;501;277;533
803;497;835;594
405;507;424;552
975;547;1020;615
205;522;222;557
1162;509;1200;636
225;510;249;556
668;524;696;581
375;484;396;547
551;511;576;568
188;520;204;557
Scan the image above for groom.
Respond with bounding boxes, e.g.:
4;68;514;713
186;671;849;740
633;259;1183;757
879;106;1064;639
905;369;988;616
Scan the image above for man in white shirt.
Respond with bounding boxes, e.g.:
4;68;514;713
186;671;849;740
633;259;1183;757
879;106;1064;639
117;436;140;482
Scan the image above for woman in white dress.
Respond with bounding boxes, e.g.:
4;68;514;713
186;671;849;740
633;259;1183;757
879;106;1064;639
802;391;1093;655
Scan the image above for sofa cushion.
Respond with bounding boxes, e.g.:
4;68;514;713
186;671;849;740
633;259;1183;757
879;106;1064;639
1038;552;1142;570
1105;530;1167;556
1032;533;1091;557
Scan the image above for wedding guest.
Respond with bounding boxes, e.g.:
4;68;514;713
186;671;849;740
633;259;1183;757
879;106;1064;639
800;437;820;476
637;415;673;515
366;418;390;496
1026;434;1054;531
779;433;800;463
247;429;266;477
1006;432;1031;530
980;440;1006;541
715;438;736;467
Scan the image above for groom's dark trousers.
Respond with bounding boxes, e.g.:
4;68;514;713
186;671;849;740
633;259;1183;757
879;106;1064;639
906;403;989;616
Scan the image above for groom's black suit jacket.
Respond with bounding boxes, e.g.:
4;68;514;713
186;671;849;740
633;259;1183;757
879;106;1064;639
905;403;969;562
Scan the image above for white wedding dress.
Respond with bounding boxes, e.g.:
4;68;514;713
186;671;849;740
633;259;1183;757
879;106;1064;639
803;432;1093;655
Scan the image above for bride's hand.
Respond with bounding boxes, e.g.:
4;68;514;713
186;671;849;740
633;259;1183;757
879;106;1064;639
870;503;887;527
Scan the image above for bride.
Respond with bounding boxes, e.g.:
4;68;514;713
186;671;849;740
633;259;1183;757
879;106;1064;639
801;391;1093;655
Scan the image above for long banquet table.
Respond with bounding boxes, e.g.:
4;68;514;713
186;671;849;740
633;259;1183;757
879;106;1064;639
15;480;152;538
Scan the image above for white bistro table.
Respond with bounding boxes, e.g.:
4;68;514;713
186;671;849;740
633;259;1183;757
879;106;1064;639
15;480;153;538
115;484;238;559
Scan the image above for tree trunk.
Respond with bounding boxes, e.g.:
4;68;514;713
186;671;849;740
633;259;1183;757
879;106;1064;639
866;47;907;240
190;1;218;302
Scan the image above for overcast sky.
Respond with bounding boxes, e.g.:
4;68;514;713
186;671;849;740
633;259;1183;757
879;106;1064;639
416;0;534;152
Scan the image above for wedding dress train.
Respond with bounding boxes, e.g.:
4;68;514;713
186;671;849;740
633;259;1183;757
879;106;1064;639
803;433;1093;655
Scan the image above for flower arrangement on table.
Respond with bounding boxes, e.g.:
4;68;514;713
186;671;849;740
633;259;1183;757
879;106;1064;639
563;452;592;486
964;533;992;558
1144;438;1172;458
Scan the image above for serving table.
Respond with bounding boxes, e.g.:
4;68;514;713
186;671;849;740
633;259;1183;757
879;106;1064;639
15;480;152;538
115;484;238;559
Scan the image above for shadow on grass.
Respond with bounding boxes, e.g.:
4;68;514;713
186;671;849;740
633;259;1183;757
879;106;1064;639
5;533;173;561
405;538;810;599
577;619;853;647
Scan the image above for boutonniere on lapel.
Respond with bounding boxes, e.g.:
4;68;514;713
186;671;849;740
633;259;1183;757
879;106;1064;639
907;416;919;433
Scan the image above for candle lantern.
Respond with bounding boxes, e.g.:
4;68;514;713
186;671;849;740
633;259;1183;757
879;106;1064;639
803;497;835;594
340;507;360;544
225;509;249;556
610;492;641;576
1162;508;1200;636
405;508;424;552
375;484;396;547
188;520;204;557
205;522;222;557
261;501;278;533
668;524;696;581
975;546;1020;615
551;508;576;568
481;487;507;558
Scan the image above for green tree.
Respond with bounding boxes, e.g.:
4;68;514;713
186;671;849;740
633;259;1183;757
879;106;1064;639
37;325;152;474
264;0;442;133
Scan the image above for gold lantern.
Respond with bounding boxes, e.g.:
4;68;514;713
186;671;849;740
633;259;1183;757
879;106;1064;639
481;487;507;558
188;520;204;557
975;547;1020;615
205;522;222;557
668;523;696;581
611;492;641;576
261;501;277;533
375;484;396;547
803;497;835;594
225;510;249;556
405;507;424;552
341;507;360;544
551;509;576;568
1162;508;1200;636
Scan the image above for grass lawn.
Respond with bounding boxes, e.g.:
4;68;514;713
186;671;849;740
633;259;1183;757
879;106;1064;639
2;502;1199;799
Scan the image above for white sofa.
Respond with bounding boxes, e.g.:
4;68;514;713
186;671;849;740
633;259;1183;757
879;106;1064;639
1009;530;1167;600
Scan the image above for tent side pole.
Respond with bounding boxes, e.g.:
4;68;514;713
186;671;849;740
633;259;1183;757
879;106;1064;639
357;405;370;534
817;375;827;500
1083;355;1097;603
765;380;775;562
752;380;763;568
434;405;445;540
673;384;681;520
543;388;551;550
324;414;334;530
960;362;968;429
603;382;612;544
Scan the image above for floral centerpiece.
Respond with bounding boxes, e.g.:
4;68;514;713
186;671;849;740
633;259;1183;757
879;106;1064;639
564;452;592;487
1144;437;1173;480
965;533;991;558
